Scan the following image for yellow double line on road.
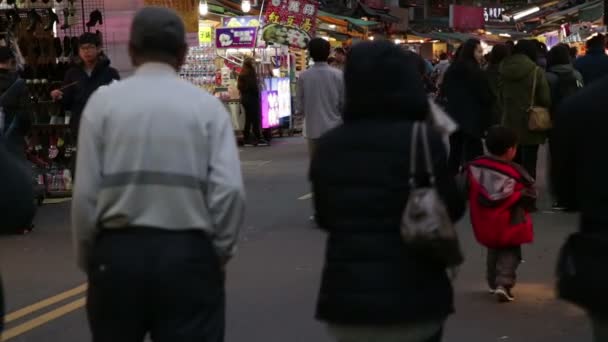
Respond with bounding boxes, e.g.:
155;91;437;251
2;284;87;341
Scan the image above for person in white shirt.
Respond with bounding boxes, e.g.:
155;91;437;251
71;7;245;341
432;52;450;89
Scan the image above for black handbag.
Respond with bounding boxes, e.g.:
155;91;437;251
557;232;608;313
400;122;464;268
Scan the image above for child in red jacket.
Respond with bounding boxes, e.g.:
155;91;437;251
467;126;537;302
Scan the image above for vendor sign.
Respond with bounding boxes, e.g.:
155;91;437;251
262;0;318;48
216;27;258;49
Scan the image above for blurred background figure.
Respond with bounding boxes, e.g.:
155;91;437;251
238;57;268;146
574;33;608;85
333;47;347;70
546;43;582;211
431;52;450;90
50;32;119;140
552;56;608;342
442;39;493;175
311;40;465;342
0;46;31;159
485;44;510;126
499;40;551;179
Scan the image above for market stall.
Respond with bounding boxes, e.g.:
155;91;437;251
0;0;108;200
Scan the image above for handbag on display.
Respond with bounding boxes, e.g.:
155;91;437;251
527;67;552;132
556;232;608;313
400;122;464;268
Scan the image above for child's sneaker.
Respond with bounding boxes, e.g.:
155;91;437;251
495;286;514;302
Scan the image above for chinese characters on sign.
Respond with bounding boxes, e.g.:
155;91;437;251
262;0;319;48
484;7;506;22
143;0;198;33
216;27;258;49
199;26;213;44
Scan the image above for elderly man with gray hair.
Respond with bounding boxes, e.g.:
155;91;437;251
71;7;245;342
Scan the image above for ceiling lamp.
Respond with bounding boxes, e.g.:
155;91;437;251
242;0;252;13
512;6;540;21
199;0;209;16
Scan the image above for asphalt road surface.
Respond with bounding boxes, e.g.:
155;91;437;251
0;138;592;342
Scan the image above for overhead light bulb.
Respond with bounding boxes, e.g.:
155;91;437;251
199;0;209;16
242;0;252;13
512;6;539;21
369;36;374;40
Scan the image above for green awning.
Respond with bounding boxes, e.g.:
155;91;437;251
318;11;380;28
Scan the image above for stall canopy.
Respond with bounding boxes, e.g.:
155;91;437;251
348;1;401;23
318;10;380;29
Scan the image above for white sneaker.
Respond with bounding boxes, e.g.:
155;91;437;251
495;286;515;302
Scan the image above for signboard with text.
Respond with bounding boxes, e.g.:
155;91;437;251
449;5;485;30
216;27;258;49
262;0;319;48
199;26;213;44
484;7;506;22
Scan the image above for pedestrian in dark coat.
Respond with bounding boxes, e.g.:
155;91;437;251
546;44;583;211
552;73;608;342
498;40;551;179
574;33;608;86
485;44;510;126
311;41;465;342
51;33;120;139
442;39;493;175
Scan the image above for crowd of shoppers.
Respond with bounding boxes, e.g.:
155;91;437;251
2;5;608;340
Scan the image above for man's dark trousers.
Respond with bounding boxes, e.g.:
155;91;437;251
86;227;225;342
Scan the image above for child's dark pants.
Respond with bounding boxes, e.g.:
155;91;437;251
487;247;522;289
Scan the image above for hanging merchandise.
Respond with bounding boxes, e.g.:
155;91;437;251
0;0;109;200
180;44;217;93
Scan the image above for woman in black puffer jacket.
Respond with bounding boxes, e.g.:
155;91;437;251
310;41;465;342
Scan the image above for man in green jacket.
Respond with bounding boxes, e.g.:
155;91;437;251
498;40;551;178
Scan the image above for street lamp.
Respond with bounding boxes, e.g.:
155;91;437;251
242;0;252;13
199;0;209;16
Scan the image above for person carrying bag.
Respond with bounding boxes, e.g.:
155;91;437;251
401;122;464;268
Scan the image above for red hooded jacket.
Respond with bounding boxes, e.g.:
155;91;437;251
467;156;536;248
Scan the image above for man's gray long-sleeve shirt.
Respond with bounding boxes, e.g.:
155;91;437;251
296;62;344;139
71;63;245;271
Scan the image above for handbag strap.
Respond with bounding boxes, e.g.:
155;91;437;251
409;122;435;186
530;67;538;108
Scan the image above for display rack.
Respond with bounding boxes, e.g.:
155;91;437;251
0;0;106;199
180;44;217;93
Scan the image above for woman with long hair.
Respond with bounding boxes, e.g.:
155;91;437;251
311;40;465;342
499;40;551;178
442;39;493;175
238;58;268;146
486;44;510;125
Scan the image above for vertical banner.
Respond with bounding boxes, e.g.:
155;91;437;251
143;0;199;33
262;0;319;48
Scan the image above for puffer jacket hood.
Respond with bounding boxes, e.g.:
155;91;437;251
500;54;537;81
467;156;536;248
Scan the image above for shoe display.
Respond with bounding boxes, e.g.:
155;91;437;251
63;36;71;57
53;37;62;58
60;8;71;30
86;9;103;28
495;286;515;302
27;9;42;32
44;8;59;31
